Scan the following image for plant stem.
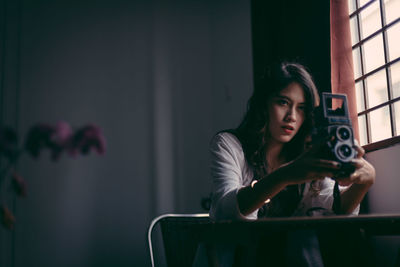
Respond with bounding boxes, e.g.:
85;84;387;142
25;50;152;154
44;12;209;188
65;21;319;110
0;150;23;202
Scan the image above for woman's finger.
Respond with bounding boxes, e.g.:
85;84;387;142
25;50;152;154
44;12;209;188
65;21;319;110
353;139;365;158
337;179;353;186
308;159;342;169
349;158;364;169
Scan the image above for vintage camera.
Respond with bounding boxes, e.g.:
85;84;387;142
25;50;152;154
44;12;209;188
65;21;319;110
312;93;357;175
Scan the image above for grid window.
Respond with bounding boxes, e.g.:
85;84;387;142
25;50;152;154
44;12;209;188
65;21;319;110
387;23;400;60
359;1;381;38
363;34;385;73
365;69;388;107
358;115;368;145
395;101;400;133
349;0;400;146
384;0;400;24
391;61;400;98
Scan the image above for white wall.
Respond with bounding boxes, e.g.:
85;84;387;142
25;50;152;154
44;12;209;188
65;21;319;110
0;0;253;266
366;144;400;214
365;144;400;266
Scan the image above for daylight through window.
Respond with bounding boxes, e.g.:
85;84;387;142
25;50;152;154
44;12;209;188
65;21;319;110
348;0;400;146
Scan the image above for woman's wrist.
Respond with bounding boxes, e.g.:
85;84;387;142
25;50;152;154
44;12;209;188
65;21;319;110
350;180;374;190
340;180;373;214
273;162;295;186
237;168;289;216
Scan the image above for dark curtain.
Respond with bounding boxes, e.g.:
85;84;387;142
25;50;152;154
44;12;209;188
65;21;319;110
251;0;331;96
251;0;359;140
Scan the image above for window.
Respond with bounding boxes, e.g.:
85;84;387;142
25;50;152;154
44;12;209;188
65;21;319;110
348;0;400;147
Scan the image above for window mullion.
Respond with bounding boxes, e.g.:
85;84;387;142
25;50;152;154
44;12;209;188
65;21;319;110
358;96;400;115
379;0;396;137
355;0;371;143
355;57;400;83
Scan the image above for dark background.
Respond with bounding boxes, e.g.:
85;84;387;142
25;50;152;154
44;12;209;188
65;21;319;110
251;0;331;93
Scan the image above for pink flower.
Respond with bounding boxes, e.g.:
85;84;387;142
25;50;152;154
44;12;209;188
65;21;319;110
52;121;73;146
24;123;55;158
1;205;15;230
11;171;27;197
0;121;106;230
50;121;73;160
69;124;106;156
24;121;73;160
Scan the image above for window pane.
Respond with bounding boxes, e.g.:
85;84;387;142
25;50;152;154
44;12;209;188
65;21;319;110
350;16;360;45
356;81;366;111
395;101;400;136
353;48;362;78
363;34;385;73
365;69;388;107
391;61;400;98
384;0;400;24
370;106;392;142
387;22;400;61
360;0;373;8
360;1;382;39
357;114;368;145
349;0;357;14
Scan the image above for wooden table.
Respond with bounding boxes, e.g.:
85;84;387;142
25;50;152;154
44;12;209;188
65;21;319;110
150;213;400;266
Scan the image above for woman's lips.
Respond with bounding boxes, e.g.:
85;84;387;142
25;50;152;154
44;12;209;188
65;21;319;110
282;125;294;134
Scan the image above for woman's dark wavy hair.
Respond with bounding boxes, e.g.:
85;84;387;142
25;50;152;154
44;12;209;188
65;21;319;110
234;62;320;179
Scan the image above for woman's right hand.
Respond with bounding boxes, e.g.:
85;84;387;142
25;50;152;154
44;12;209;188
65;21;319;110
279;146;343;186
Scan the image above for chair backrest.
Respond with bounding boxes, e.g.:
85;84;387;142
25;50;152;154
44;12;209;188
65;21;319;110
147;213;210;267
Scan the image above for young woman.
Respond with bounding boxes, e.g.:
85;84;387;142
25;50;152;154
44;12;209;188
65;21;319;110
194;62;376;267
209;62;375;221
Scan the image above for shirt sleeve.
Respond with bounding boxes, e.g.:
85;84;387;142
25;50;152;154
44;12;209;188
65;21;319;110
209;133;257;221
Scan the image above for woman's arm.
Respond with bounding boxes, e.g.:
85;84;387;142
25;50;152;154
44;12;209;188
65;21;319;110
340;182;373;214
209;133;257;220
237;167;288;216
336;145;376;214
237;153;343;216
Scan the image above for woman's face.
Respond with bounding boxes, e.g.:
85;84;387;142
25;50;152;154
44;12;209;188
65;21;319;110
267;82;306;145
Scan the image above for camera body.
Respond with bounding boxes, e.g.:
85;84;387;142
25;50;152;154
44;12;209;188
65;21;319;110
312;93;357;175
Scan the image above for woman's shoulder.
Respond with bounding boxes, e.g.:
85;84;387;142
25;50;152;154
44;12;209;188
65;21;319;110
210;131;242;150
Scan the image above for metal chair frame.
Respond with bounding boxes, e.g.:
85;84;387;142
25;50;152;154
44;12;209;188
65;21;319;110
147;213;209;267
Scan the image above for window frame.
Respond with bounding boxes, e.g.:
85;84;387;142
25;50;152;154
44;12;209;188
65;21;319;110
349;0;400;152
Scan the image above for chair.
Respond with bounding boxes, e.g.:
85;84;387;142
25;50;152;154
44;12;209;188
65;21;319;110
147;213;210;267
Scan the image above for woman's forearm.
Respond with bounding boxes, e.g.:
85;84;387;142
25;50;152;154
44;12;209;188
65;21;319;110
340;183;372;214
236;157;338;216
237;168;288;216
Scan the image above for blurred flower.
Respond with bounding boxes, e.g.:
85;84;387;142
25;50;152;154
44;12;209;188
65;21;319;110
0;121;106;230
69;124;106;156
11;171;27;197
24;121;73;160
1;205;15;230
50;121;73;160
0;127;19;160
53;121;73;144
24;123;55;158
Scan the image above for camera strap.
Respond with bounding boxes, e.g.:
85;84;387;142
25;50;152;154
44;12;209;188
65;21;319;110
332;181;341;214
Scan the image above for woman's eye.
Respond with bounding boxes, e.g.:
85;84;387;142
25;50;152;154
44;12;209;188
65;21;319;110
277;99;289;106
297;106;306;113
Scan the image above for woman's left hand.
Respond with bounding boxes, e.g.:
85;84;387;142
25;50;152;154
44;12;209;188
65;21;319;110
334;140;376;187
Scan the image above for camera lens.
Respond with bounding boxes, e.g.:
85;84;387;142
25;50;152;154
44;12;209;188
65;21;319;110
337;126;351;141
337;144;352;159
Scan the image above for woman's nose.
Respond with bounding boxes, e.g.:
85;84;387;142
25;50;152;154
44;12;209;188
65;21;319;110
285;108;297;122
